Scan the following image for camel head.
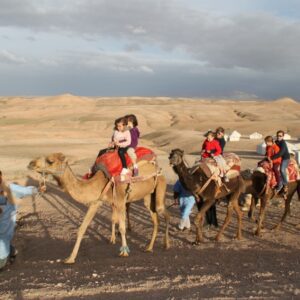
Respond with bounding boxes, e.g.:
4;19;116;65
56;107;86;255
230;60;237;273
28;153;67;176
169;149;184;166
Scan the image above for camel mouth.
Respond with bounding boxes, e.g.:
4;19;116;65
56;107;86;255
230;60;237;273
27;161;42;173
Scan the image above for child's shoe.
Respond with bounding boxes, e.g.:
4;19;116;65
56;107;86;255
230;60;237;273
120;168;130;181
133;167;139;177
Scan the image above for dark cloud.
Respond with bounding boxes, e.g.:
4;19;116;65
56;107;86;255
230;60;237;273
1;0;300;72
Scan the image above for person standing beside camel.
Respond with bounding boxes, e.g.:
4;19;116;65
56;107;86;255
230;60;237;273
173;180;195;231
0;171;39;270
271;130;290;193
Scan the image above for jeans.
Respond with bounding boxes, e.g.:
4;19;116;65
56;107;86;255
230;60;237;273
179;196;195;220
280;159;290;186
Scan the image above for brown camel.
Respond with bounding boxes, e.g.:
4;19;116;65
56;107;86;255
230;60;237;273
169;149;244;244
248;170;300;236
28;153;170;263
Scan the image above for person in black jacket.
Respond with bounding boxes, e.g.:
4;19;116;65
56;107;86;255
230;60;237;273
215;127;226;154
271;130;290;192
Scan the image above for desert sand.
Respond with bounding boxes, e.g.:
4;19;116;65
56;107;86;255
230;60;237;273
0;95;300;299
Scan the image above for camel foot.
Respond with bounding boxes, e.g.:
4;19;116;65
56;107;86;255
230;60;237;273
254;230;262;237
144;245;153;252
271;224;281;232
119;246;130;257
215;234;222;242
192;239;202;246
110;237;116;244
63;257;75;264
233;234;242;241
164;242;171;250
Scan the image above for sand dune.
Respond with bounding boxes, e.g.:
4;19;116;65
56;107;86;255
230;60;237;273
1;95;300;299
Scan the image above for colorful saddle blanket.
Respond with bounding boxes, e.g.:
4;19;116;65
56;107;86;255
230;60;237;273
93;147;156;177
257;159;299;188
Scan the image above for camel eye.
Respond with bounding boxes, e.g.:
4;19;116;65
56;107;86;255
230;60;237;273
46;158;54;165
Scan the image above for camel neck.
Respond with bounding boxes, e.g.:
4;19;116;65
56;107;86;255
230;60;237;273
60;164;106;204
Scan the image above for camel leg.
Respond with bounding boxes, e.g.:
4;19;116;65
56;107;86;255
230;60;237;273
126;203;131;231
110;207;118;244
110;222;116;244
194;199;214;244
232;198;243;240
273;189;295;231
155;177;170;250
215;201;233;241
64;201;102;264
118;206;130;257
144;195;159;252
255;194;268;236
248;196;257;222
162;207;170;250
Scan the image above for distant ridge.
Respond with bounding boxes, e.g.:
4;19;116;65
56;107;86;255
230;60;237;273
274;97;298;104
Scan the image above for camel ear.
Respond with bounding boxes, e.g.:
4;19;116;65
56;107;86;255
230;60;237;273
56;153;66;162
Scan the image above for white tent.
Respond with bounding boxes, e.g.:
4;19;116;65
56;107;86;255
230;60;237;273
256;142;266;155
284;133;292;140
228;130;241;142
286;142;297;153
249;132;263;140
295;151;300;165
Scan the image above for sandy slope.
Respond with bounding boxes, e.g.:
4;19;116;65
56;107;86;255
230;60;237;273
0;95;299;299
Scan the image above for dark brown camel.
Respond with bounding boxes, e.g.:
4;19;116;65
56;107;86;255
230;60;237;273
169;149;244;244
248;170;300;236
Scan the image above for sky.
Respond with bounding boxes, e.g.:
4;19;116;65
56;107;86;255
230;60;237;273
1;0;300;99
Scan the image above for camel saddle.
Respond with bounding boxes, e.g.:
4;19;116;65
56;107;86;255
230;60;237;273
93;147;156;178
191;152;241;180
256;159;300;189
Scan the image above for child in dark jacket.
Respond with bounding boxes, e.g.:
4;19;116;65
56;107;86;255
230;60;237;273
271;130;290;192
125;114;140;176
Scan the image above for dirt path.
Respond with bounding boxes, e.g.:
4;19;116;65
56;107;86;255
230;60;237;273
1;177;300;299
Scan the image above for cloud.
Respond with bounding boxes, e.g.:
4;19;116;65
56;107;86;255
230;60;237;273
0;49;26;64
1;0;300;72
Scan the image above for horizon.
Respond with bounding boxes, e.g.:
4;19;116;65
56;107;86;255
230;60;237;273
1;93;299;102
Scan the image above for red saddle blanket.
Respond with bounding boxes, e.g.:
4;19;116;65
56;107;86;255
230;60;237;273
258;160;299;188
94;147;155;177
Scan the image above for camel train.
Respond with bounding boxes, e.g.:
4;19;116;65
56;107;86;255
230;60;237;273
27;145;300;264
24;118;300;263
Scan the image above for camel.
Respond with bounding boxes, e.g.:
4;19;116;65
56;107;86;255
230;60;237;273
248;170;300;236
169;149;244;244
28;153;170;263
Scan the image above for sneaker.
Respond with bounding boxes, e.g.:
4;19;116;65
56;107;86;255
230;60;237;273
10;245;18;258
121;168;129;175
133;167;139;177
178;219;185;231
